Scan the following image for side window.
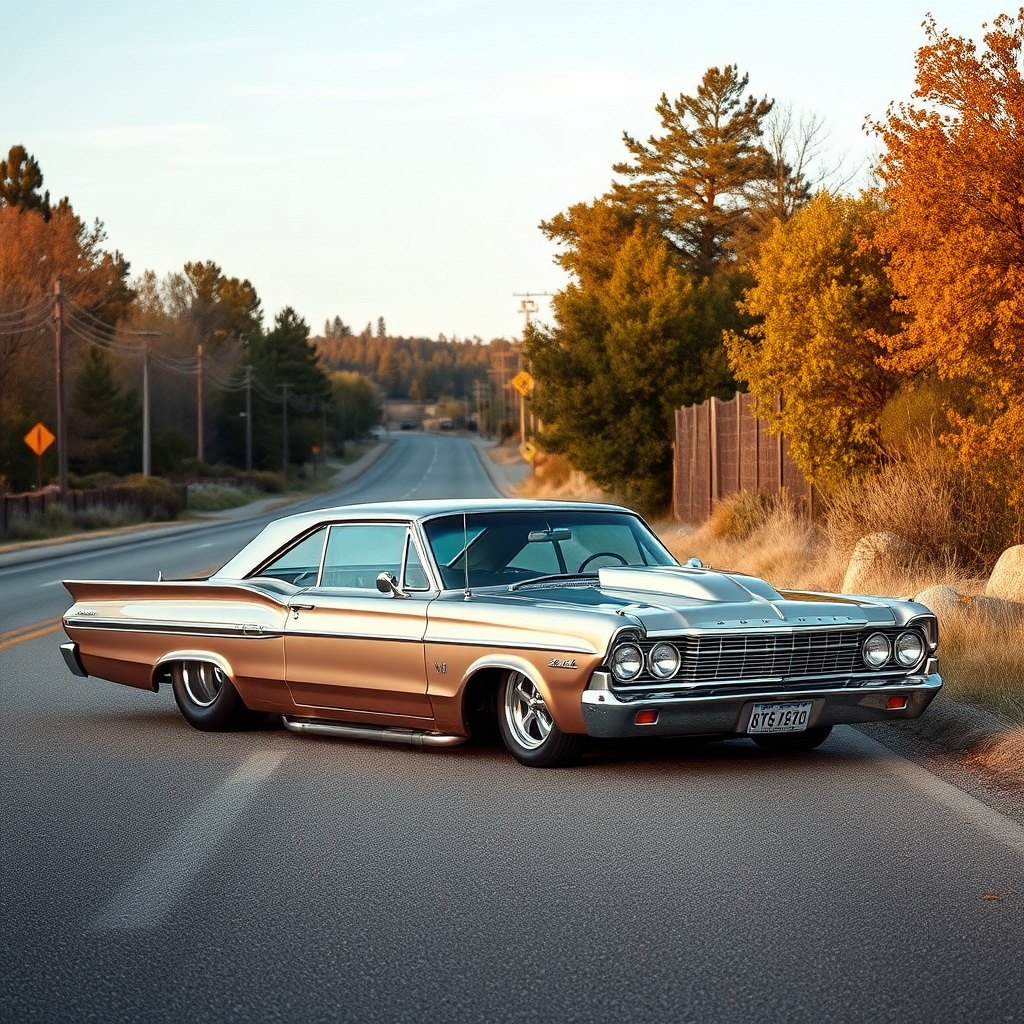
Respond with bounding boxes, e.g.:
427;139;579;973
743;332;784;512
403;541;429;591
254;527;328;586
320;524;409;590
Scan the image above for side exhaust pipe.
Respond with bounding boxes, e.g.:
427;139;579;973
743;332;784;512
282;716;468;748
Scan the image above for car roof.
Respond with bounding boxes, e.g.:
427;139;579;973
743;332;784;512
213;498;635;580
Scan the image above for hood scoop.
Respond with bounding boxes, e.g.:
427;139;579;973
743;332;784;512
597;565;781;604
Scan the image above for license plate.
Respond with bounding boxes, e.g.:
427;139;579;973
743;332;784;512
747;701;812;734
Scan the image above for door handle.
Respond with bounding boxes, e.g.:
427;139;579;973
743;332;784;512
291;603;315;619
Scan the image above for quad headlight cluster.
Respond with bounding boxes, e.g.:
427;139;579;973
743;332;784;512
610;641;681;682
861;630;925;670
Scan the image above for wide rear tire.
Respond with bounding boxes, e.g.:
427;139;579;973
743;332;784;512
498;671;584;768
171;660;250;731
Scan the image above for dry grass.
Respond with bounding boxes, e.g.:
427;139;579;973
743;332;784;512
512;452;608;503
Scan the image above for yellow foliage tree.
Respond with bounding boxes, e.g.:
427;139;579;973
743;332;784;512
869;10;1024;502
726;192;906;486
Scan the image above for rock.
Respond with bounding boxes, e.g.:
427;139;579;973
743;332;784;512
842;532;914;594
963;594;1024;625
913;584;964;617
986;545;1024;604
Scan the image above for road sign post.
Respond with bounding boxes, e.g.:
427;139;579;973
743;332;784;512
24;423;56;491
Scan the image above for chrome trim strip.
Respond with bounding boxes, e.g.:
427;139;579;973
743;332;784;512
583;669;942;706
425;635;594;655
281;716;467;747
63;619;283;640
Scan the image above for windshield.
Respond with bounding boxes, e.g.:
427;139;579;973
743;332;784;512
422;509;676;590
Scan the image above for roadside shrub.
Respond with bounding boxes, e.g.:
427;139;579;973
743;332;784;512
704;491;779;540
824;448;1018;572
251;471;284;493
68;471;121;488
123;475;183;521
186;485;256;511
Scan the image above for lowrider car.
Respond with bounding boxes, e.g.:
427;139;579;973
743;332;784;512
61;499;942;767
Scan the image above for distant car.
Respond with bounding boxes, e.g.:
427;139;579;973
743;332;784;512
60;499;942;767
399;419;415;430
439;418;454;431
369;425;386;440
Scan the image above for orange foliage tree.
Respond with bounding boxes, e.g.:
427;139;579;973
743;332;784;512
869;9;1024;502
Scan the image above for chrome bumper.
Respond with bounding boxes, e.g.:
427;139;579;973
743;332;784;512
580;666;942;739
60;641;89;678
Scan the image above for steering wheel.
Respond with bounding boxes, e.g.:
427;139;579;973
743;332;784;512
577;551;629;573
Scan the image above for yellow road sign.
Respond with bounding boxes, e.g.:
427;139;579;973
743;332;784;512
511;371;534;396
24;422;55;457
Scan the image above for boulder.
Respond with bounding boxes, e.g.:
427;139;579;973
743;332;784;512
913;584;964;617
842;532;914;594
986;545;1024;604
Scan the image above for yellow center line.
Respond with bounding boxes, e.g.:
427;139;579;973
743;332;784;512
0;617;65;652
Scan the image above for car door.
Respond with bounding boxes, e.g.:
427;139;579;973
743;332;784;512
283;522;435;721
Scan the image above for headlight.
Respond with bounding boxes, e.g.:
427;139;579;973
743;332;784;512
610;643;644;682
649;642;680;679
894;630;925;667
862;632;891;669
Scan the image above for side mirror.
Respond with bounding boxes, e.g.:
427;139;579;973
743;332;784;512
376;572;408;598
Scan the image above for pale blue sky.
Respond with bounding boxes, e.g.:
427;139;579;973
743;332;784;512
3;0;992;340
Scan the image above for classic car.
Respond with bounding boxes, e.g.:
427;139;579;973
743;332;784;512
60;498;942;767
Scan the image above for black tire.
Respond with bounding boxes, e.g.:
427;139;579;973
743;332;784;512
751;725;833;752
171;660;250;731
498;671;584;768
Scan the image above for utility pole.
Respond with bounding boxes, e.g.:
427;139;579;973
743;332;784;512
52;278;68;497
244;365;253;473
512;292;554;333
196;343;204;463
137;333;161;476
278;383;291;470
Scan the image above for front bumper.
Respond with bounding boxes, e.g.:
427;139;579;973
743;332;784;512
580;664;942;739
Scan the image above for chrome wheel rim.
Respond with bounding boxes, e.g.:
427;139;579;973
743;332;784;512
505;673;553;750
182;661;224;707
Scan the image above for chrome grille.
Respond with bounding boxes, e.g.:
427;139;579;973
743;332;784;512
615;629;872;687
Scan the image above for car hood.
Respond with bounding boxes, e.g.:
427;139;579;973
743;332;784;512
477;565;909;636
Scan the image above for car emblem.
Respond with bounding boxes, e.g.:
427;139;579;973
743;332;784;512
548;658;578;670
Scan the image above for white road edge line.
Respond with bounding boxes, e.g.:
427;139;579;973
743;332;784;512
844;729;1024;858
91;748;288;932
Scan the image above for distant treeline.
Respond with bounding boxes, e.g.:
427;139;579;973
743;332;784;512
315;332;522;405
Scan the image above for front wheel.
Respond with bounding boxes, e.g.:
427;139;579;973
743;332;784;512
171;660;250;731
498;672;584;768
751;725;833;752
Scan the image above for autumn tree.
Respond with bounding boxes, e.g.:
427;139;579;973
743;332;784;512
610;66;774;277
0;165;134;488
726;192;906;485
526;222;737;512
869;9;1024;503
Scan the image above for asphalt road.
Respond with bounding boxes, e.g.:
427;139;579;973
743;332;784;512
2;434;1023;1024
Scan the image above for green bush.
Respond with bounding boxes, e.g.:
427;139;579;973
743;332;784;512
251;471;284;493
123;475;183;521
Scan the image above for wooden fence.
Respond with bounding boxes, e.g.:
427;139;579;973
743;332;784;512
673;393;813;523
0;484;188;536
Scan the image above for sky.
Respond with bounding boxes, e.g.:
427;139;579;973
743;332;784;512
2;0;995;341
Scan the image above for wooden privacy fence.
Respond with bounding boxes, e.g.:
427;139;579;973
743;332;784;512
673;392;813;523
0;484;188;536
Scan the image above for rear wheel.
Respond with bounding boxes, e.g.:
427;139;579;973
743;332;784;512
751;725;833;752
498;671;584;768
171;660;249;731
